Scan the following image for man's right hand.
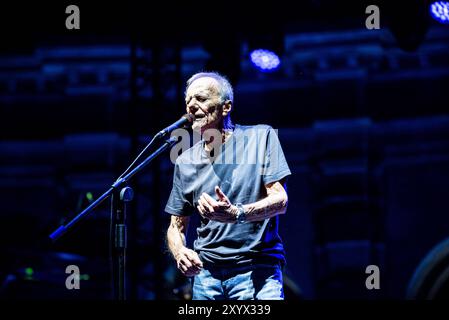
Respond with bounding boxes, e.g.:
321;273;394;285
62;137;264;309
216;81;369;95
175;247;203;277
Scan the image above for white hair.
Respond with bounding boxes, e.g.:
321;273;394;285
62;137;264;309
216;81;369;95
185;71;234;104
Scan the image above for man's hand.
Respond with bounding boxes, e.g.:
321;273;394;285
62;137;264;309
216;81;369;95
175;247;203;277
197;186;239;223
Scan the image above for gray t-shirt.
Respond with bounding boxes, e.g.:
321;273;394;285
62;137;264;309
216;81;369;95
165;124;291;267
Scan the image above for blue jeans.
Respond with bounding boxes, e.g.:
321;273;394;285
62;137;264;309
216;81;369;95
192;264;284;300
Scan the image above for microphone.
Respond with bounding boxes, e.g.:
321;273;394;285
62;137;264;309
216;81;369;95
155;113;195;139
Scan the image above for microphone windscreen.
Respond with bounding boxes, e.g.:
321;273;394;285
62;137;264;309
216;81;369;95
183;113;196;124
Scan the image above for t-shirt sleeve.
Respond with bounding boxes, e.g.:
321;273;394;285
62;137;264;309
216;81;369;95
262;127;292;185
165;161;193;216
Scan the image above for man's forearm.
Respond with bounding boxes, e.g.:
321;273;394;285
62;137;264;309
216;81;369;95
167;217;188;259
243;190;288;223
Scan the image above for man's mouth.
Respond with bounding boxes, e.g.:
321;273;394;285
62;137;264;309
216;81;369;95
195;114;206;120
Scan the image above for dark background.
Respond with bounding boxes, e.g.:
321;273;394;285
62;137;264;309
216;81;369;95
1;0;449;300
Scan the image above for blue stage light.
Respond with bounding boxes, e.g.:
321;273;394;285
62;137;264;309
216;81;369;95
250;49;281;72
430;1;449;24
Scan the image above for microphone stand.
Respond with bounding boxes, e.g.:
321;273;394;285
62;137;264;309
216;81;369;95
49;136;179;300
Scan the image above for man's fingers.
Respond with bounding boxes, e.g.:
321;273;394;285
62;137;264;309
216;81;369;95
215;186;224;200
202;193;219;208
178;261;188;273
180;256;193;269
180;265;200;277
200;194;215;212
186;251;203;268
215;186;229;202
198;203;213;221
177;249;203;276
181;250;203;270
198;198;209;214
202;192;217;204
178;255;202;275
198;191;232;220
217;201;231;209
197;203;206;215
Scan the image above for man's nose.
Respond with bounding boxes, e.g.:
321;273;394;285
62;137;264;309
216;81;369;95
187;101;198;113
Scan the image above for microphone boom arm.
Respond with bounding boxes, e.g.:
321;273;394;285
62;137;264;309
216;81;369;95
49;136;179;242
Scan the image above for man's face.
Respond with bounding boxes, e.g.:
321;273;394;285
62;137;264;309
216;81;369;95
185;77;229;132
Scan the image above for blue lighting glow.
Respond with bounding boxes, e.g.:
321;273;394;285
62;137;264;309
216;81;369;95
250;49;281;72
430;1;449;24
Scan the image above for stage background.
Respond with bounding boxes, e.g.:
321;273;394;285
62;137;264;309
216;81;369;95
1;1;449;300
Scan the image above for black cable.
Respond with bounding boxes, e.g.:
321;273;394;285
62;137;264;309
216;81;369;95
116;134;159;181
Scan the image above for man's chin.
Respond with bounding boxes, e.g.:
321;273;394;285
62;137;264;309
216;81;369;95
192;119;219;133
192;123;203;132
192;119;210;132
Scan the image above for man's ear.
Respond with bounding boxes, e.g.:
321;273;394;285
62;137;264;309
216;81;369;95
222;100;232;117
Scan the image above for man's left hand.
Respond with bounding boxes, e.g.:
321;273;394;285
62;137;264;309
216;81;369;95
197;186;238;223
